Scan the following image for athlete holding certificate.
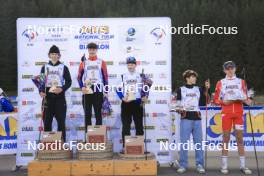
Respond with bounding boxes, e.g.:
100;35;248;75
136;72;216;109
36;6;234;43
214;61;252;174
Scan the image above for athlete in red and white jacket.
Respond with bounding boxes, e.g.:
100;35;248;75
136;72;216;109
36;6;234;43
77;42;108;131
214;61;252;174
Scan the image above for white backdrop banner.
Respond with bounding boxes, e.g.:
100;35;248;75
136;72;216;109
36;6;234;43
16;17;172;166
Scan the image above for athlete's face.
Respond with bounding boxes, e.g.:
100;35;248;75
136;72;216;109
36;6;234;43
127;63;136;72
186;75;197;85
224;67;236;77
49;53;60;63
88;48;97;57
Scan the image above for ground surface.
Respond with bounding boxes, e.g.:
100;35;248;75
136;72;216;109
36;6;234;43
0;152;263;176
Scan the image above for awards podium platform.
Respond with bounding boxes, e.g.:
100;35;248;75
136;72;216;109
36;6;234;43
28;131;157;176
28;154;157;176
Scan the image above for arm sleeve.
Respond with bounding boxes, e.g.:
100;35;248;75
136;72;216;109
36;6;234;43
39;65;45;93
77;61;84;88
62;66;72;92
241;79;248;99
140;73;153;98
101;60;109;92
213;81;223;105
116;75;124;99
199;86;211;106
176;88;181;100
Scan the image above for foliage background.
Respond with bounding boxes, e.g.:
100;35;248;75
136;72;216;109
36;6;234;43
0;0;263;94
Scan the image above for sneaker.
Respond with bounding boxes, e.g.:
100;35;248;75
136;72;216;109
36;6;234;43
220;167;229;174
196;164;205;174
240;167;252;175
177;167;187;174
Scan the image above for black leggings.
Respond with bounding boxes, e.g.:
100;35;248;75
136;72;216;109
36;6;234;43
82;92;103;131
43;97;67;142
121;101;144;146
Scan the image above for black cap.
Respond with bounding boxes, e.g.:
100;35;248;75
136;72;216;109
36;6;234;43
126;56;136;64
223;61;236;70
49;45;60;54
87;42;98;49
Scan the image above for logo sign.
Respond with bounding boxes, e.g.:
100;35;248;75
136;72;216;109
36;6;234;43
150;27;166;45
22;29;38;42
0;116;17;140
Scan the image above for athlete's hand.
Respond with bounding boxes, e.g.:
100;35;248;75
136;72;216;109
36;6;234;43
82;87;88;94
141;96;148;103
243;99;253;106
40;92;46;98
103;92;108;98
54;88;63;94
122;96;131;103
205;79;210;89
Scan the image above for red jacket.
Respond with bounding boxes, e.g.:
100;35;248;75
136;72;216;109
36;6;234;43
214;76;247;114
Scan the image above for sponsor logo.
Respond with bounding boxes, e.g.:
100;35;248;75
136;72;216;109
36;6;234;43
108;74;117;79
21;126;33;132
76;126;85;131
106;61;114;65
127;27;136;36
159;73;167;79
125;27;139;42
145;126;155;130
153;86;170;91
72;100;82;105
160;124;169;130
22;29;38;42
75;25;114;40
145;112;167;118
155;60;167;65
69;61;80;66
145;139;152;143
69;113;83;119
0;116;17;140
71;87;81;91
156;138;169;143
156;100;168;104
137;61;150;66
125;45;141;53
79;43;109;50
20;153;34;157
22;87;34;92
22;100;36;106
150;27;166;45
22;61;31;67
145;73;153;78
44;26;68;42
207;113;264;138
22;113;37;122
35;61;47;66
157;151;170;156
118;61;127;66
118;60;150;66
22;75;33;79
109;100;121;105
186;93;197;97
